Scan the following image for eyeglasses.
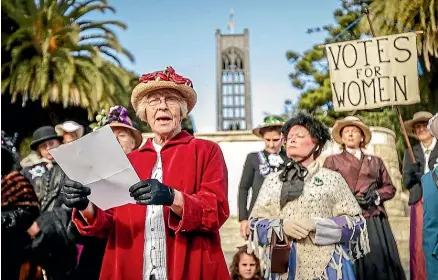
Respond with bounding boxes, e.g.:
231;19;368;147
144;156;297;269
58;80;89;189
147;96;180;107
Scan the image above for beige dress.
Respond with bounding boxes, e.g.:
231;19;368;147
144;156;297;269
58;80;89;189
248;161;369;280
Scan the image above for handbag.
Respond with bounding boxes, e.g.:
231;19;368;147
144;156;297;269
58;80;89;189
270;224;291;274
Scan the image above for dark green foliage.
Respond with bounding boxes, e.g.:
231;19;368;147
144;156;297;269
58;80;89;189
286;0;437;164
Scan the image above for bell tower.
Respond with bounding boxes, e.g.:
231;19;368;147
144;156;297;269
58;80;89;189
216;27;252;131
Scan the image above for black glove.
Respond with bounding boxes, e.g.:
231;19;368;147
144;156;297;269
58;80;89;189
62;178;90;211
411;162;423;183
129;179;175;206
1;206;39;231
355;185;379;208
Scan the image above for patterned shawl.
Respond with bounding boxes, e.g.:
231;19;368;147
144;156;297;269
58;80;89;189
248;161;369;280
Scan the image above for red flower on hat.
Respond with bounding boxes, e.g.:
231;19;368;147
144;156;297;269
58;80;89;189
138;66;193;88
139;73;156;82
169;72;192;87
155;72;169;80
166;67;176;74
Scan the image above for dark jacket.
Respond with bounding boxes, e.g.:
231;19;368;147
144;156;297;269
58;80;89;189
403;143;438;205
32;207;106;280
1;171;40;279
30;206;79;279
324;150;396;217
23;161;106;280
22;162;79;279
238;151;286;221
22;162;65;212
72;237;107;280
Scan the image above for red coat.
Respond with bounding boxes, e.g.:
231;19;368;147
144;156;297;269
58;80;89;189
323;150;396;217
72;131;231;280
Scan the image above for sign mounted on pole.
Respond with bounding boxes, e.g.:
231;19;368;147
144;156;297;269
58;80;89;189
326;32;420;112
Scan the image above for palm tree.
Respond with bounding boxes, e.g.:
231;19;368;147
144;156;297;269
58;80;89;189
360;0;438;113
1;0;135;118
361;0;437;70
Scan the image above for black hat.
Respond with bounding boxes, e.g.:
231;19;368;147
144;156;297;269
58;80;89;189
30;126;63;151
282;112;331;158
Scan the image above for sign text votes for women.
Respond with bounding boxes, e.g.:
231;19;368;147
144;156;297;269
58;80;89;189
326;32;420;112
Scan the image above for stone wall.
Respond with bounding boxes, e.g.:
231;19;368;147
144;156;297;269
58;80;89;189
190;127;409;217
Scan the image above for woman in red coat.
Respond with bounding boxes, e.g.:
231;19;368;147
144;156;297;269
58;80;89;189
61;66;231;280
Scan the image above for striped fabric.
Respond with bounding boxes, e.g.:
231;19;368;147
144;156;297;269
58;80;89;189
1;171;39;209
142;141;168;280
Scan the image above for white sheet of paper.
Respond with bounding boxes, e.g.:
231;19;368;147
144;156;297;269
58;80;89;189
49;125;139;210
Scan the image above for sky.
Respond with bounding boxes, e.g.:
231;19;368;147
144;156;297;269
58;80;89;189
101;0;342;132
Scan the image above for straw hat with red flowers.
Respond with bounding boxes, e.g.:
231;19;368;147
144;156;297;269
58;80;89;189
131;66;197;120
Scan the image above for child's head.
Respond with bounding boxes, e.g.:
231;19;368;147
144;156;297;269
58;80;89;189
230;246;262;280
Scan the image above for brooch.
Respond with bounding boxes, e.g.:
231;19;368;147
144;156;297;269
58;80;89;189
314;177;323;186
268;154;284;168
259;163;271;177
29;165;46;180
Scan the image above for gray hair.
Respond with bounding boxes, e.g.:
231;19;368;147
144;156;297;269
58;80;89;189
136;88;188;122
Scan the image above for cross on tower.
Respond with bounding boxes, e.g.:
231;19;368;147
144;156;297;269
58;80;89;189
228;9;235;34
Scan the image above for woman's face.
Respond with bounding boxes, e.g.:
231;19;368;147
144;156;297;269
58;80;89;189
341;125;363;149
112;127;136;155
414;122;432;142
238;253;257;280
37;139;61;160
262;129;282;154
285;125;316;161
63;131;79;144
145;90;182;138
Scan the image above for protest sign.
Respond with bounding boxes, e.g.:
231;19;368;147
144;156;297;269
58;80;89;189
326;32;420;112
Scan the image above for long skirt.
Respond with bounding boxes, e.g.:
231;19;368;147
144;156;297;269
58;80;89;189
410;199;427;280
354;214;406;280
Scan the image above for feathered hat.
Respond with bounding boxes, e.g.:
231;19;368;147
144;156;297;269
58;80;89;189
91;105;143;149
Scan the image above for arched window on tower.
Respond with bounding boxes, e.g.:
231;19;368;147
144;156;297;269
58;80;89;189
222;47;244;71
222;54;230;70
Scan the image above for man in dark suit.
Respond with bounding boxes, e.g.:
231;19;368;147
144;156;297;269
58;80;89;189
402;111;438;280
238;115;286;239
